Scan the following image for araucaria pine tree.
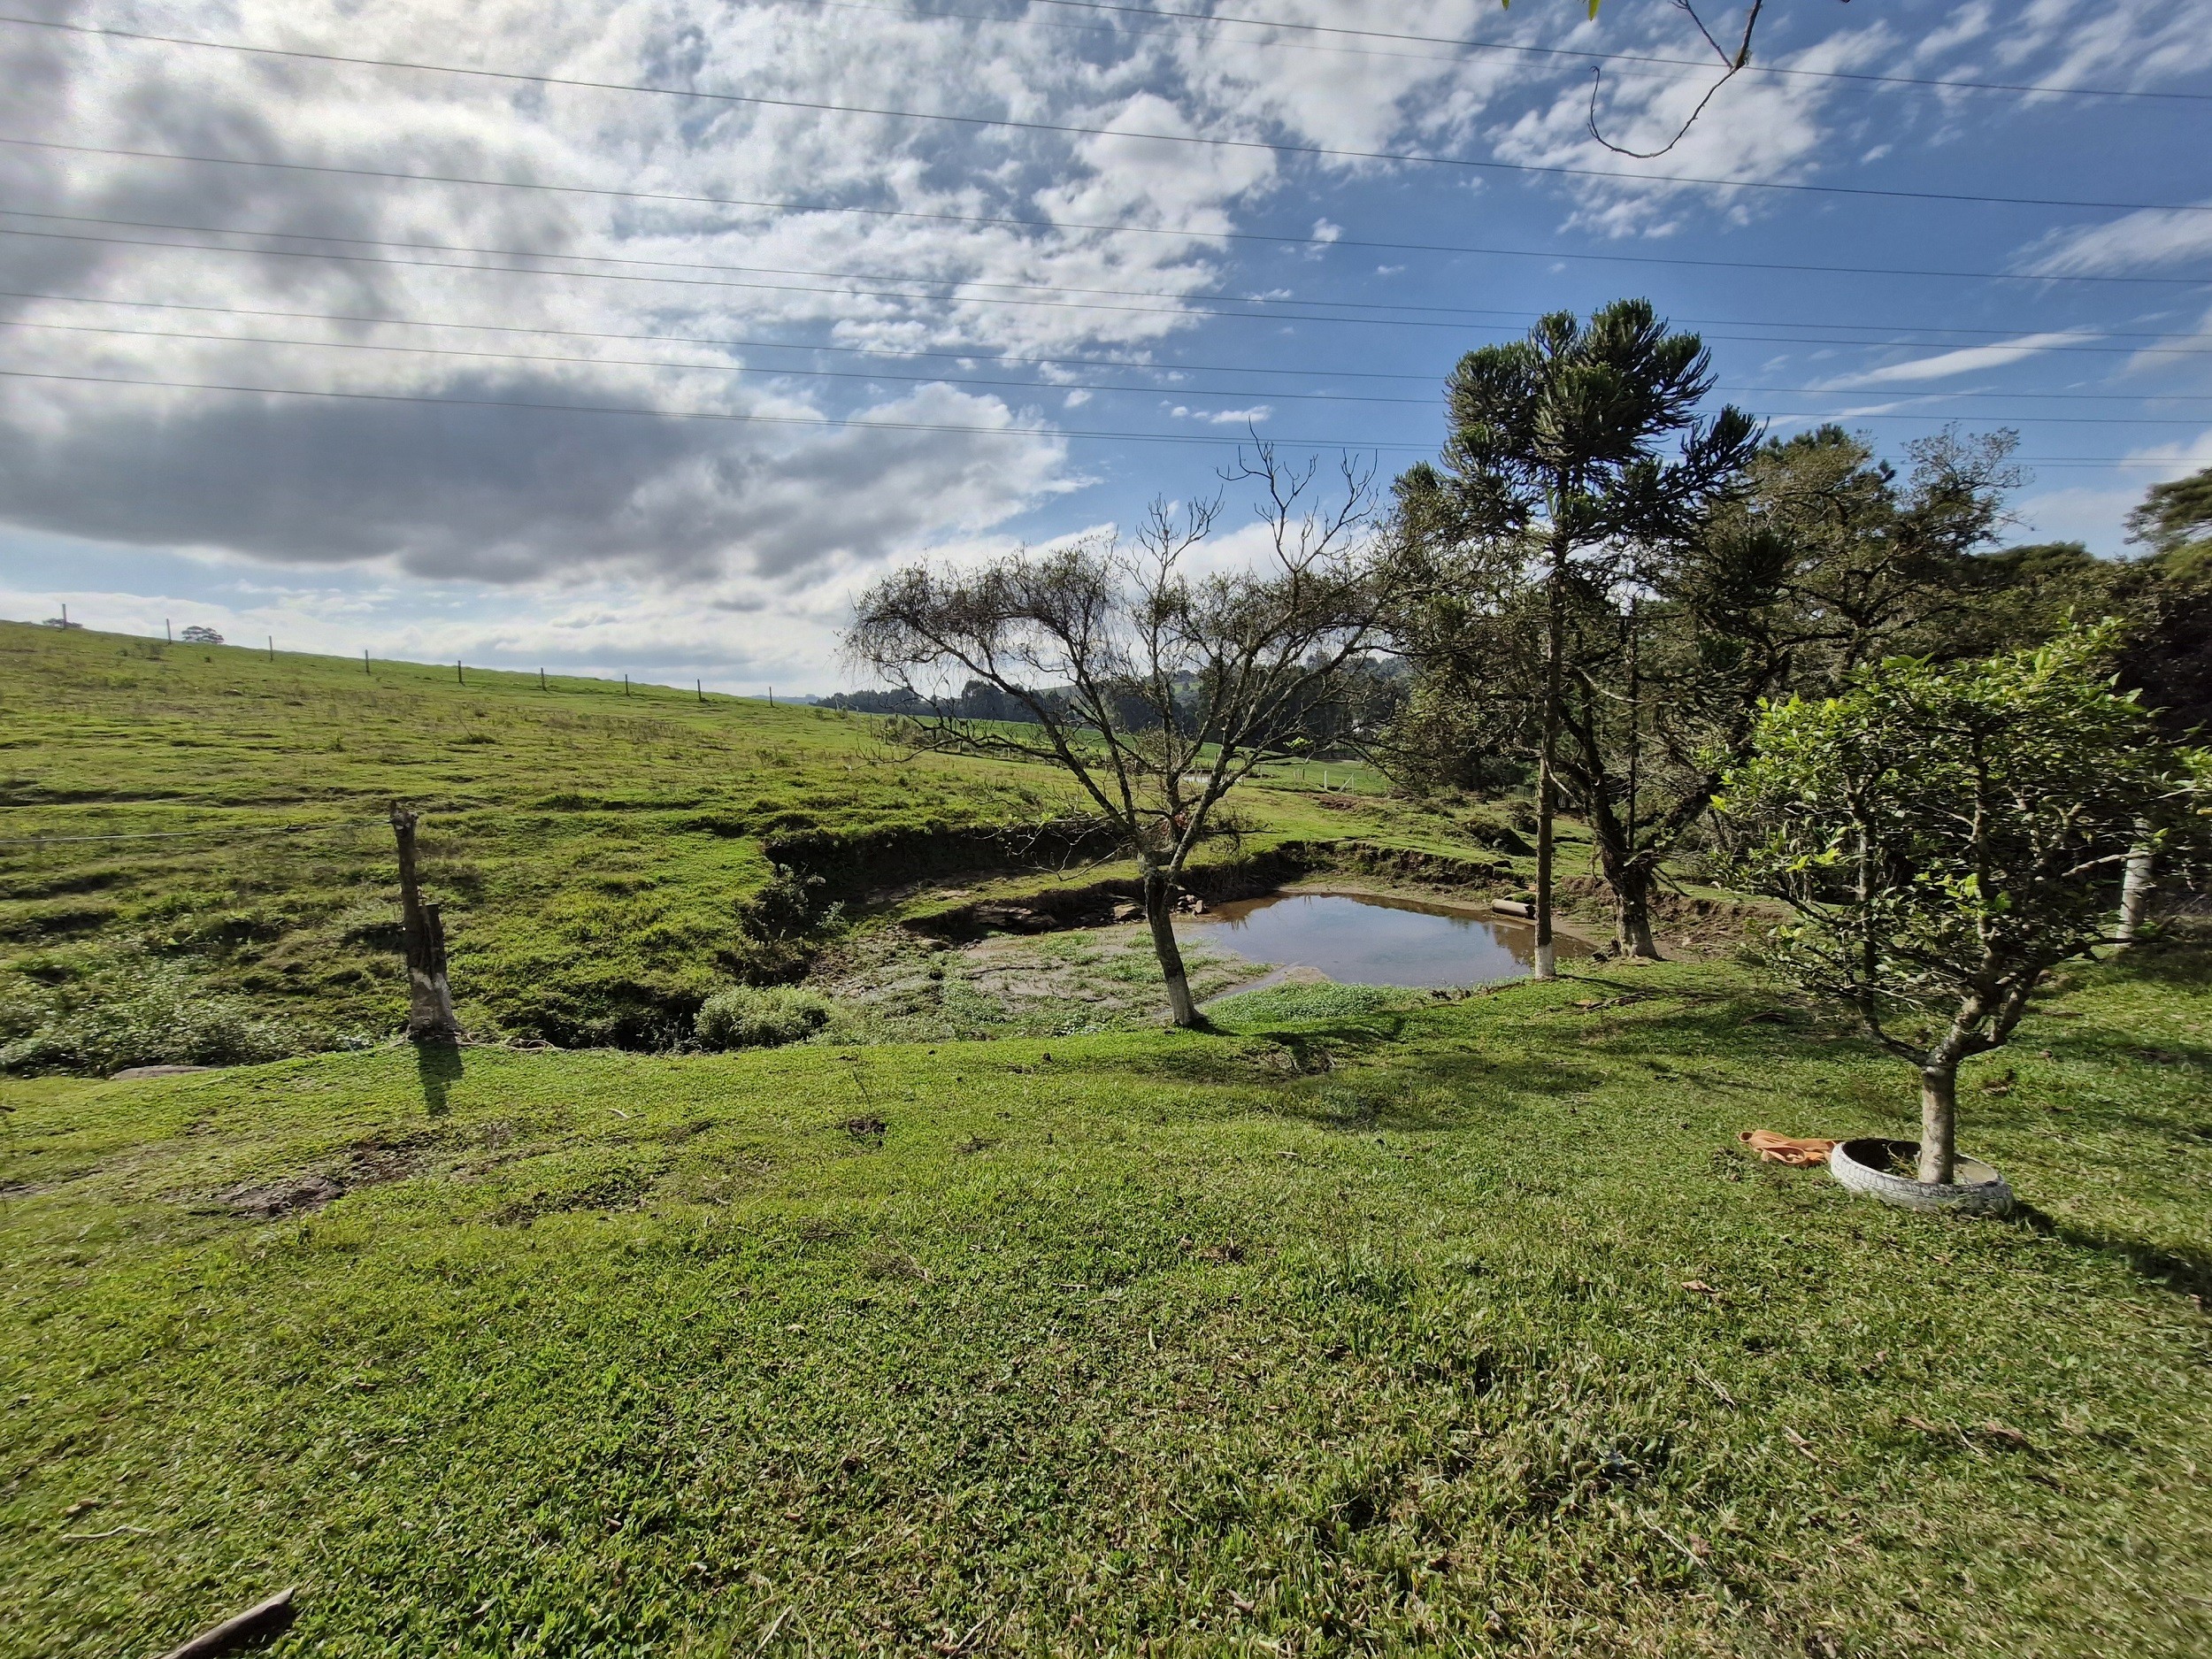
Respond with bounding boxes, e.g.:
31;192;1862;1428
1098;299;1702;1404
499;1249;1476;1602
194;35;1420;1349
1394;300;1757;973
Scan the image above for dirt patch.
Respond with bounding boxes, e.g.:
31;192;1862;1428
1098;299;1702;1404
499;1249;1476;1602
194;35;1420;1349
219;1171;349;1218
205;1135;432;1218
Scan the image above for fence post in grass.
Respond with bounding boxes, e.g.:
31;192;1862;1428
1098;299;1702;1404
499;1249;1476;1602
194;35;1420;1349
267;636;274;662
364;649;371;676
457;658;464;685
696;679;703;703
539;667;546;691
624;673;630;697
165;618;173;643
389;803;462;1041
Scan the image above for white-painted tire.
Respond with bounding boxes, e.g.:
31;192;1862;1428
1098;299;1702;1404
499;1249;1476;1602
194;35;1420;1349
1828;1138;2015;1217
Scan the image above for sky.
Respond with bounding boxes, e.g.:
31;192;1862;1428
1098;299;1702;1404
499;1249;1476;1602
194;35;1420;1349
1;0;2209;695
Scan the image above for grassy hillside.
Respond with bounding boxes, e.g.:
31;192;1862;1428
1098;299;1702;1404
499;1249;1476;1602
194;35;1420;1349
4;957;2208;1656
0;623;1436;1066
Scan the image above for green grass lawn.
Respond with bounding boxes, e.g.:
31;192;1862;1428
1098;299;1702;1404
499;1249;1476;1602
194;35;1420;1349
0;623;1483;1067
5;956;2207;1656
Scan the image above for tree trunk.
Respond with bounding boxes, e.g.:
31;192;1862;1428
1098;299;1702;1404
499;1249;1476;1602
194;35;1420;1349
390;804;461;1041
2116;825;2154;949
1142;867;1199;1028
1611;863;1660;960
1533;545;1566;982
1917;1059;1958;1186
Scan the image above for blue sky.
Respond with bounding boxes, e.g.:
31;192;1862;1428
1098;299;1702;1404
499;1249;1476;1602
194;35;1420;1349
2;0;2208;692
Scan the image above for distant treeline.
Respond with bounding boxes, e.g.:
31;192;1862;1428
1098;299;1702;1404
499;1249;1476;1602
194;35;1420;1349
821;680;1041;721
824;665;1402;750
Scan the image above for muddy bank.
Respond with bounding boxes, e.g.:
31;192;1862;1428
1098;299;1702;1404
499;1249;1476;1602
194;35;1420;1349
803;922;1258;1042
902;840;1515;940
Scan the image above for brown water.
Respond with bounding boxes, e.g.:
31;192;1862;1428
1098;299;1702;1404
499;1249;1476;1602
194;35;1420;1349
1184;890;1588;987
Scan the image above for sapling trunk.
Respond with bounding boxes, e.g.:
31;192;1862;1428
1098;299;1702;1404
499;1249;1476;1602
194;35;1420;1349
1142;868;1199;1028
1533;768;1556;980
1532;545;1566;982
1917;1059;1959;1186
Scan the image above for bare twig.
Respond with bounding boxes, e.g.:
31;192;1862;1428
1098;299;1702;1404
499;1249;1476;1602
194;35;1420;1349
155;1586;296;1659
1586;0;1767;159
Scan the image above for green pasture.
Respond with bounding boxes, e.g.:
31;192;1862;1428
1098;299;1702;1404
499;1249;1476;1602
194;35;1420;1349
0;622;1483;1064
3;957;2208;1656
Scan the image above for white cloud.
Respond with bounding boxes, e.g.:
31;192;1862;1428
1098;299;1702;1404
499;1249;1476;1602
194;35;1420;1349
1169;403;1271;426
2013;426;2212;554
1828;334;2090;387
6;0;2205;662
2018;203;2212;278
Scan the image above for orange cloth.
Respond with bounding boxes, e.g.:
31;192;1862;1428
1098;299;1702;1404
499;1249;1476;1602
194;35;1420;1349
1737;1129;1839;1167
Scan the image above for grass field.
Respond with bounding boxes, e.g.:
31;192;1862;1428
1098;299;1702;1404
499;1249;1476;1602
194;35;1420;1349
4;956;2208;1657
0;622;1453;1066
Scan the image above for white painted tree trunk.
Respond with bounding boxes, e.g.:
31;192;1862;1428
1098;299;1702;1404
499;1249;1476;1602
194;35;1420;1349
2116;826;2154;949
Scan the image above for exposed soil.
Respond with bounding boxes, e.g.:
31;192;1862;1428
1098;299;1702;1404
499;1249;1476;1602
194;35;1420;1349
206;1136;433;1218
807;922;1261;1041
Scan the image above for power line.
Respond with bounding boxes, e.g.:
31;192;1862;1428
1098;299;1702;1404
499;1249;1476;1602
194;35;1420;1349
7;14;2208;214
0;365;2180;465
18;288;2212;390
13;317;2212;425
26;204;1988;322
12;220;2212;357
4;134;2202;290
6;285;2205;358
997;0;2212;104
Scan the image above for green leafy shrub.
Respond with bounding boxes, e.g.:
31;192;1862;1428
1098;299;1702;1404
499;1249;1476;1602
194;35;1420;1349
0;964;307;1075
694;985;833;1050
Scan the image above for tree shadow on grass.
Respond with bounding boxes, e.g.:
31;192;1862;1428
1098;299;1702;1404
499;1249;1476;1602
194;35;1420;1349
2087;938;2212;991
1263;1048;1613;1133
2012;1202;2212;1303
414;1038;465;1117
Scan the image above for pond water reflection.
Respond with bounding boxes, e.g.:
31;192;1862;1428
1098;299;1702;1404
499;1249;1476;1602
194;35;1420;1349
1184;890;1588;987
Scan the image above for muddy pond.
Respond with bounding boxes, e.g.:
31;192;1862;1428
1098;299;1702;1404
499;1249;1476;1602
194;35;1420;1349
1184;890;1588;988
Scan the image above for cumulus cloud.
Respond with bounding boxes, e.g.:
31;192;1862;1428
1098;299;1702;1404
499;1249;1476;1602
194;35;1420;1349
4;0;2205;636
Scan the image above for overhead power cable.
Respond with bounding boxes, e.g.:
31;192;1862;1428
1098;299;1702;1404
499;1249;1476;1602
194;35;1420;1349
9;220;2212;357
0;365;2176;466
7;15;2208;214
1;134;2200;290
12;317;2212;425
14;289;2212;389
21;204;2013;323
997;0;2212;104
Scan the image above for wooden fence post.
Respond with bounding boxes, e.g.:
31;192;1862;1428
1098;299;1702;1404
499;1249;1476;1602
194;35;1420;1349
389;803;462;1041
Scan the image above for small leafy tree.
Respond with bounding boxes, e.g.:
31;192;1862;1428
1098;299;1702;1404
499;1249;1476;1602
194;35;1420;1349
848;445;1387;1027
1717;627;2207;1185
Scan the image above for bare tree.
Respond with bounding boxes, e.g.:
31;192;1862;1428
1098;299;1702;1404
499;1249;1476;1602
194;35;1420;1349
848;445;1388;1027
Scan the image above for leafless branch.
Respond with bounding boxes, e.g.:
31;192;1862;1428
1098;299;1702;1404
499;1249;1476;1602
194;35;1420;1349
1586;0;1767;160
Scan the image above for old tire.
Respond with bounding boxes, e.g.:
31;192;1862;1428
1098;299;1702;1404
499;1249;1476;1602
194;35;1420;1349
1829;1138;2014;1217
